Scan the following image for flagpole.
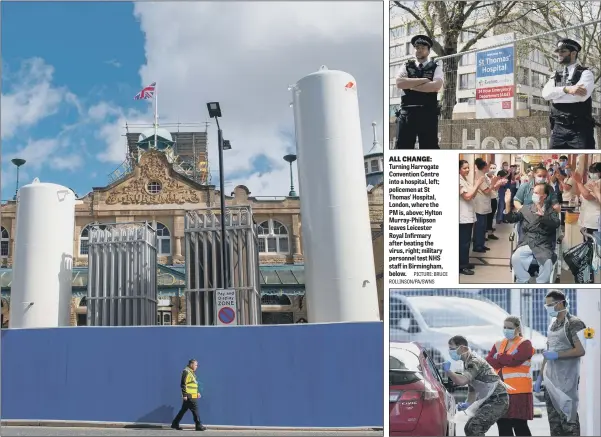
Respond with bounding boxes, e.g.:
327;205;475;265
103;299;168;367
154;82;158;149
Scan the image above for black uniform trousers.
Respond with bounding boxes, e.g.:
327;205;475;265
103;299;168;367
549;122;596;149
395;107;440;149
172;398;202;427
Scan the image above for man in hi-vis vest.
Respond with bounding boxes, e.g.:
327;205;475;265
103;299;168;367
171;359;206;431
486;316;535;436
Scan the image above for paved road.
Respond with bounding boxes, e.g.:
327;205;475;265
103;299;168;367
455;408;549;436
1;427;383;437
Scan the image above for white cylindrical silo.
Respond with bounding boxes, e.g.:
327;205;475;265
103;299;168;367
9;179;76;328
291;66;380;323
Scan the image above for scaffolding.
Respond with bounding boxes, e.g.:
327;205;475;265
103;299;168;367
184;207;262;326
108;121;212;185
87;222;158;326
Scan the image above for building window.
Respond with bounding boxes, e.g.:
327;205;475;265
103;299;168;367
257;220;290;254
156;223;171;256
157;310;172;325
371;159;379;173
459;73;476;90
517;93;529;104
390;25;406;40
390;44;404;59
1;227;9;258
405;42;412;56
408;22;420;35
458;97;476;106
532;95;546;106
79;224;107;256
390;64;401;79
459;52;476;66
147;181;162;194
364;162;368;174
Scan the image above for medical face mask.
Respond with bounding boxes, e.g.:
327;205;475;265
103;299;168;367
503;329;516;340
535;177;546;183
545;301;567;317
449;347;463;361
589;173;600;180
560;161;567;168
532;193;541;204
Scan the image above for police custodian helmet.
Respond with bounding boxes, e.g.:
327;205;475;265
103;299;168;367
554;38;582;53
411;34;433;49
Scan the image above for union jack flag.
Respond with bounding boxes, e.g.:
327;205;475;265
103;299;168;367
134;82;156;100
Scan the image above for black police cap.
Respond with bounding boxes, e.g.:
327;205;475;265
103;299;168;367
554;38;582;53
411;34;433;49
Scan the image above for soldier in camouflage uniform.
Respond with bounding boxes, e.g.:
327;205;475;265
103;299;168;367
443;335;509;436
534;290;586;436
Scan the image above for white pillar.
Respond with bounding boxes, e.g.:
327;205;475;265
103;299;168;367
576;290;600;436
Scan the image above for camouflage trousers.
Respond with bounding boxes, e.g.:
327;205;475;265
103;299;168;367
544;390;580;436
464;394;510;436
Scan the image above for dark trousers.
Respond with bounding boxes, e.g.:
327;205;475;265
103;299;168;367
172;398;202;427
549;123;596;149
497;187;508;223
487;198;498;231
459;223;473;269
473;213;488;251
497;418;532;436
395;108;440;149
583;227;597;283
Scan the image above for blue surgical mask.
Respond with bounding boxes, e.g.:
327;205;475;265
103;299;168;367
589;173;600;180
449;348;462;361
503;329;516;340
560;161;567;168
532;193;541;204
545;301;567;317
535;177;545;183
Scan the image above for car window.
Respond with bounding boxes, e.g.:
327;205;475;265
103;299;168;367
423;350;443;385
390;349;422;386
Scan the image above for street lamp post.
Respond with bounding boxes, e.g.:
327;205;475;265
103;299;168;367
283;154;297;197
11;158;26;200
206;102;229;289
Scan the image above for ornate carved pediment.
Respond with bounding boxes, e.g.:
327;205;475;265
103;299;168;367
105;150;202;205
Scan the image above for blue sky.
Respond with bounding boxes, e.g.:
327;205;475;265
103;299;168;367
2;2;383;200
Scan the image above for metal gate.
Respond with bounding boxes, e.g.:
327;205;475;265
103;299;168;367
184;207;261;325
87;222;158;326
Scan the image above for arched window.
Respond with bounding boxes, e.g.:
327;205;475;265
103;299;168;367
257;220;289;254
79;224;106;256
157;223;171;256
0;227;9;258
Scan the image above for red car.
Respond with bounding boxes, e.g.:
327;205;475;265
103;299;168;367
390;341;457;436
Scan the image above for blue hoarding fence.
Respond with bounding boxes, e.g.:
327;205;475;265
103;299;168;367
1;323;383;428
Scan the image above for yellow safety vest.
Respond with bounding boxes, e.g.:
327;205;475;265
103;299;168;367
184;368;200;399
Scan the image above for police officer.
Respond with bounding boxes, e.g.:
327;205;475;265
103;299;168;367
443;335;510;436
394;34;444;149
542;38;597;149
171;359;206;431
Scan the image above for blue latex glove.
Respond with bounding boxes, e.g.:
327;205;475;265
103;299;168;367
534;375;543;393
543;350;559;360
442;361;451;372
509;348;518;355
457;402;470;411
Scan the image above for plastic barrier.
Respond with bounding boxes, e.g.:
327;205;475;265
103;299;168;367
1;322;383;428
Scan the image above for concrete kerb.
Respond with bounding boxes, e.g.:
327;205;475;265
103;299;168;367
1;420;383;432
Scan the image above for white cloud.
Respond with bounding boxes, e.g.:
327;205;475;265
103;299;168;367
49;154;84;171
127;1;383;196
105;59;122;68
1;58;69;139
5;138;61;170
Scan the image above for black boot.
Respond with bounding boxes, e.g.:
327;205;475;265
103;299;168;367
171;423;183;430
195;424;206;431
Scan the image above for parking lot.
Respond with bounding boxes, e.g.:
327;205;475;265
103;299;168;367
456;408;549;436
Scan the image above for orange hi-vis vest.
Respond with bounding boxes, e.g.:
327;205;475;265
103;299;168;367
494;336;535;394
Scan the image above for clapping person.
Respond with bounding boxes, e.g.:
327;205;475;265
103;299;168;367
460;160;485;276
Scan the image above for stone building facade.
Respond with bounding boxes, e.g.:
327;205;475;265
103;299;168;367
1;148;384;327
